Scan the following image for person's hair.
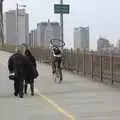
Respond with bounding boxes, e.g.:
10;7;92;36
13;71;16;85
24;49;32;56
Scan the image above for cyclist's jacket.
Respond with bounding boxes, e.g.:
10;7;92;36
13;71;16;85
52;47;62;57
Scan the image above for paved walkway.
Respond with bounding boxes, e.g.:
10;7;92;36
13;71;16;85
0;51;120;120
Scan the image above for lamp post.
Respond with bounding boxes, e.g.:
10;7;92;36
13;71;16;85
60;0;63;45
16;3;26;50
0;0;4;46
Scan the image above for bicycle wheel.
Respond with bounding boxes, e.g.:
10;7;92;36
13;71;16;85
54;67;63;84
54;67;60;83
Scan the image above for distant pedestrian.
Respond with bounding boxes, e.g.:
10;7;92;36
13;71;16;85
24;49;38;96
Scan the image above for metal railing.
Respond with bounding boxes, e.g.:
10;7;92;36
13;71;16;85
31;48;120;85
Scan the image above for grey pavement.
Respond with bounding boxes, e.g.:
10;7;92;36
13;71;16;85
0;51;120;120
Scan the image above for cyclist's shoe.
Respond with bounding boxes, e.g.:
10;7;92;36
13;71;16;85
59;78;63;84
31;92;34;96
52;70;56;74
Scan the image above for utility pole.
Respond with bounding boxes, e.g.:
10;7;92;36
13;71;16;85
16;3;19;50
60;0;64;44
0;0;4;47
16;3;26;50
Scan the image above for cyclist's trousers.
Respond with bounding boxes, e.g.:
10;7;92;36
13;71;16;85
52;57;61;73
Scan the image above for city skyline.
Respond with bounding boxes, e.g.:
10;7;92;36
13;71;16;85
3;0;120;50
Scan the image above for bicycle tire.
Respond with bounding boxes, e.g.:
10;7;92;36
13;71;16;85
54;67;63;84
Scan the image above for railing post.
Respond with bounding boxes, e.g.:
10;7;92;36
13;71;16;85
110;52;114;85
83;51;85;75
91;51;93;79
76;49;79;73
66;51;68;69
70;48;73;70
68;51;70;69
100;54;103;82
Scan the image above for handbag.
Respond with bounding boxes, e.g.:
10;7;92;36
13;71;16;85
33;68;39;79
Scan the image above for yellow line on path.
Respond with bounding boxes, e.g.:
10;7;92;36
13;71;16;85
35;88;76;120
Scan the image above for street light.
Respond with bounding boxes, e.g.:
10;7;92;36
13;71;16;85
0;0;4;46
60;0;63;46
16;3;26;50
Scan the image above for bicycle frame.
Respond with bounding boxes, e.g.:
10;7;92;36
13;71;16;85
54;59;62;84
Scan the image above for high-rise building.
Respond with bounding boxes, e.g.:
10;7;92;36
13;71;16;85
4;10;16;45
97;37;111;51
29;32;32;47
37;22;47;48
29;29;37;48
44;20;53;48
74;27;89;51
117;40;120;48
37;20;60;48
4;9;29;45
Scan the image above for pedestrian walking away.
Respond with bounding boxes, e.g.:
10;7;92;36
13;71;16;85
24;49;38;96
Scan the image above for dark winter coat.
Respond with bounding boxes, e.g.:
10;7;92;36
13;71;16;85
27;55;36;69
24;49;38;83
24;49;36;68
8;53;35;81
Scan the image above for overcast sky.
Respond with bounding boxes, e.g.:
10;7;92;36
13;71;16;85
3;0;120;49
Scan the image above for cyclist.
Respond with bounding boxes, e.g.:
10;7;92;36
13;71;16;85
50;46;63;82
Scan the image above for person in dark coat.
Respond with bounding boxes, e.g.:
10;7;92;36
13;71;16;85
8;49;35;98
24;49;37;96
